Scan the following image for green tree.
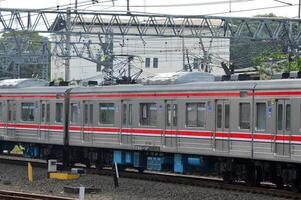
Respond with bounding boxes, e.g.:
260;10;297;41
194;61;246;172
230;13;288;69
0;32;50;79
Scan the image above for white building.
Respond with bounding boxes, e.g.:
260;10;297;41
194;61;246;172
51;19;229;81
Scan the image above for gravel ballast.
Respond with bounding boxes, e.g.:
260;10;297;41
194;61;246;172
0;163;290;200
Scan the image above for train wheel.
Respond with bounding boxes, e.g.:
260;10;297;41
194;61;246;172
291;179;301;192
222;171;233;184
275;177;284;188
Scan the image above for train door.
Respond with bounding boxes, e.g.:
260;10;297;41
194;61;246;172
82;101;94;143
40;101;50;141
163;100;178;149
6;100;16;138
121;101;133;146
214;100;230;152
275;99;291;157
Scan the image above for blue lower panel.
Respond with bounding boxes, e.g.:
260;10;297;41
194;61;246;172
113;151;123;164
174;154;183;173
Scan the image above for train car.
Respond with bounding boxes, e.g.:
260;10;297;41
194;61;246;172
66;79;301;188
1;76;301;189
0;85;70;158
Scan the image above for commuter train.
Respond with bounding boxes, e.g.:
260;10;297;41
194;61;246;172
1;75;301;189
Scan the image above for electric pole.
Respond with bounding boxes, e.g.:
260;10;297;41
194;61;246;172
127;0;130;14
298;0;301;19
65;7;71;81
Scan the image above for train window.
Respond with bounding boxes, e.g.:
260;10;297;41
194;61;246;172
84;104;93;125
256;103;266;130
8;101;16;122
140;103;157;126
70;103;79;124
225;104;230;128
0;103;2;121
122;104;127;125
239;103;250;129
0;103;3;121
166;104;178;127
55;103;63;123
277;104;283;130
99;103;115;125
217;104;222;128
21;102;35;122
186;103;206;128
41;103;50;123
286;104;291;131
129;104;133;126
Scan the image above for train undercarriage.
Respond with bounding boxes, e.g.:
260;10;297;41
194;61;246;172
0;141;300;191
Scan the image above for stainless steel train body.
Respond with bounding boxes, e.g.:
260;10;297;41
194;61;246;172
67;80;301;163
1;79;301;187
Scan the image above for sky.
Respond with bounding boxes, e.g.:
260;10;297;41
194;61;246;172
0;0;300;18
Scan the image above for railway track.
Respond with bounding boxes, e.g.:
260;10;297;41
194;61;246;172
1;154;301;199
95;169;301;199
0;190;75;200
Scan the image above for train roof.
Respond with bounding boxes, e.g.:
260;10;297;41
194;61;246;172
0;79;301;94
70;79;301;94
0;86;72;94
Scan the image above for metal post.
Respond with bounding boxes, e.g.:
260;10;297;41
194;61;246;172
65;7;71;81
75;0;78;12
79;187;85;200
127;0;130;14
298;0;301;19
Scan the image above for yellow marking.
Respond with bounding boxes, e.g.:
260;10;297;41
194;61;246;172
28;162;33;182
49;172;80;180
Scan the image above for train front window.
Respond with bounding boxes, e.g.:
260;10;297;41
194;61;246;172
99;103;115;125
55;103;63;123
140;103;157;126
239;103;250;129
256;103;266;130
21;102;35;122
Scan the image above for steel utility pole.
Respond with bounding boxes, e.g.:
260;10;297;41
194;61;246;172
65;7;71;81
298;0;301;19
127;0;130;14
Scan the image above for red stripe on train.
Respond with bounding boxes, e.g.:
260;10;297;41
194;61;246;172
70;92;241;99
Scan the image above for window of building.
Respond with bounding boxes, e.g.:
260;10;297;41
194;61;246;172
21;102;35;122
286;104;291;131
70;103;79;124
256;103;266;130
99;103;115;124
239;103;250;129
186;103;206;128
55;103;63;123
153;58;158;68
145;58;150;68
140;103;157;126
8;101;16;122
